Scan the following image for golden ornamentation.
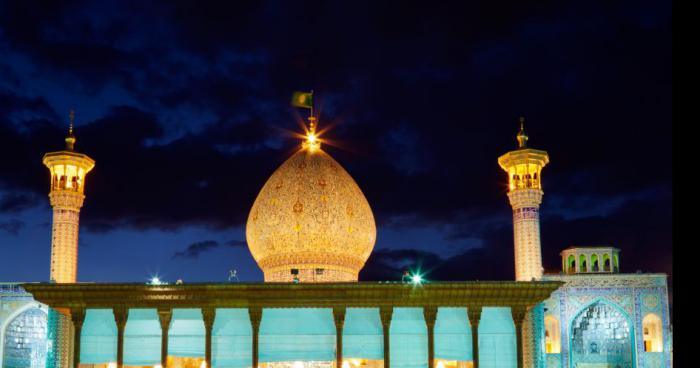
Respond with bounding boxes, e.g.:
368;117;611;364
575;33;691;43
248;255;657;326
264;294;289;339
499;118;549;282
246;148;376;282
43;119;95;284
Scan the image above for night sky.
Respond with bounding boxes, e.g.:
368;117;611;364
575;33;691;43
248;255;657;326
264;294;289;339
0;1;671;292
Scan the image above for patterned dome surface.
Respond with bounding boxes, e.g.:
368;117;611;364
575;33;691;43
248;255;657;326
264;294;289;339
246;147;376;281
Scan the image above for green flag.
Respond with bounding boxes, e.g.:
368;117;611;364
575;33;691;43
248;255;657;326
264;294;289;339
291;91;313;109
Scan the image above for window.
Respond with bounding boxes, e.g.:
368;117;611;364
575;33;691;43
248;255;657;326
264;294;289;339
579;255;587;272
643;314;663;352
544;315;561;353
591;254;599;272
603;254;611;272
567;255;576;274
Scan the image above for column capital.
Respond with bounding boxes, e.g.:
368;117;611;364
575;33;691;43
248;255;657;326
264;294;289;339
202;307;216;330
467;306;482;327
379;306;393;328
113;307;128;329
333;306;346;328
423;306;438;328
511;306;528;326
70;307;86;330
158;308;172;330
249;306;263;329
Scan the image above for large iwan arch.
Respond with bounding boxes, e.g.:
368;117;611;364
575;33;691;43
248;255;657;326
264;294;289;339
569;299;635;368
1;305;48;368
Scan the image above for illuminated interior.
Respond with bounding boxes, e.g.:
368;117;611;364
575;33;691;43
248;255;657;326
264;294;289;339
642;313;663;352
544;315;561;354
506;164;543;191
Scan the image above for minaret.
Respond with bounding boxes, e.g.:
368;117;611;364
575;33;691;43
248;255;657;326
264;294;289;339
498;117;549;281
43;110;95;283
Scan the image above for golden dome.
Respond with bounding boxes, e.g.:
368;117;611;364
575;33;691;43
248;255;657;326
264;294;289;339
246;144;376;282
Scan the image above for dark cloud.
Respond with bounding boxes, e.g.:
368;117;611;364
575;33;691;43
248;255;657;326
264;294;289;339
0;192;43;213
0;0;671;287
172;239;246;259
362;186;672;282
0;219;25;235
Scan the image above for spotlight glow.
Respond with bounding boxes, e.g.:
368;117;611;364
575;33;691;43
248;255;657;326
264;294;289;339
149;276;165;285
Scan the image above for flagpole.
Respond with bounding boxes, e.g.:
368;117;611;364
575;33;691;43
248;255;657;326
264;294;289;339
310;89;314;120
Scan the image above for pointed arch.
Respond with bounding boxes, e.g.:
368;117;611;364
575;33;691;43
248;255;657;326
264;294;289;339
2;305;48;368
603;254;611;272
568;298;636;368
567;255;576;274
591;254;599;272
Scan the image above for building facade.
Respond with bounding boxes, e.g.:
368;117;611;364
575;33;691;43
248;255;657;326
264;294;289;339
541;247;672;368
24;281;561;368
0;115;672;368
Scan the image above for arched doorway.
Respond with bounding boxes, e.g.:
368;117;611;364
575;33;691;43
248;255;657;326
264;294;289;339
570;301;634;368
2;307;48;368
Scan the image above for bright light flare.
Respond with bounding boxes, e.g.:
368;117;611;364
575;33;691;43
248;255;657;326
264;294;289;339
411;274;423;284
148;275;166;285
303;131;321;151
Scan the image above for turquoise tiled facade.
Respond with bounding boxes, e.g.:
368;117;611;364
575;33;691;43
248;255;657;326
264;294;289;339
542;273;672;368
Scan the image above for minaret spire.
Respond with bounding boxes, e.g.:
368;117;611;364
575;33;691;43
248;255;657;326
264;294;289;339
517;116;528;148
65;109;77;151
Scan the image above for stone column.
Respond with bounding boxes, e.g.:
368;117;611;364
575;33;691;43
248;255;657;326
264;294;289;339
70;308;85;368
158;308;172;368
379;306;393;368
249;307;263;368
467;306;482;368
113;307;128;368
202;308;216;368
333;307;346;367
512;307;527;368
424;307;438;368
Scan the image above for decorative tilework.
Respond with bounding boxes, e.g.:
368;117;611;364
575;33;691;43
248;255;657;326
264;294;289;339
543;273;671;368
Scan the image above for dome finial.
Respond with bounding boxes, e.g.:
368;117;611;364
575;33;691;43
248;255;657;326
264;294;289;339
65;109;76;151
303;115;321;151
517;116;528;148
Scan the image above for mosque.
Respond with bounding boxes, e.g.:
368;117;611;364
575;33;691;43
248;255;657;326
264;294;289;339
0;111;671;368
